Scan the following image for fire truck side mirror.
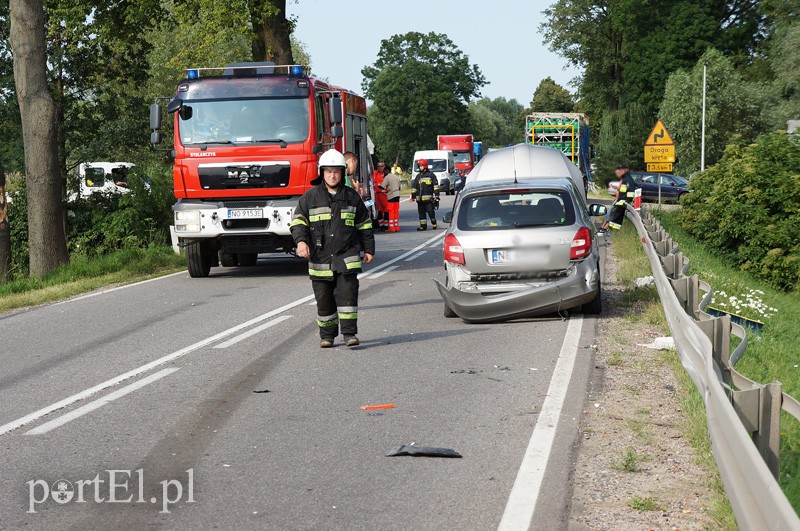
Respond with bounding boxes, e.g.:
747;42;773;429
150;131;162;145
166;98;183;114
150;103;162;131
331;125;343;138
328;93;343;125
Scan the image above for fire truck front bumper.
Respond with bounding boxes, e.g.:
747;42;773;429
172;199;297;238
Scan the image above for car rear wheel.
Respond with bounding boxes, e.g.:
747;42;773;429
581;280;602;315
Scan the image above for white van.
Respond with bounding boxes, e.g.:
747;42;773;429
77;162;136;198
411;149;458;195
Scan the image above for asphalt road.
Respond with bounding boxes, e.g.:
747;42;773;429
0;196;601;530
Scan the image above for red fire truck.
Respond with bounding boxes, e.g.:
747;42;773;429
150;62;374;277
437;134;475;176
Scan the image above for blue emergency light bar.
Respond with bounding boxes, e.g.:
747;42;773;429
184;64;306;79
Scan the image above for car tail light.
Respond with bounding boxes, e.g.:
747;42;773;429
444;233;465;265
570;227;592;260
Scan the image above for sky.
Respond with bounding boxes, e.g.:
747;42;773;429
286;0;582;107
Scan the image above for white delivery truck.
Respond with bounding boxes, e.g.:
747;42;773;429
411;149;458;195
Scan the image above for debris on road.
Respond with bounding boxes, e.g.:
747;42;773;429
386;444;462;458
637;336;675;350
360;404;396;410
633;276;655;289
494;365;510;371
450;369;478;374
252;389;271;393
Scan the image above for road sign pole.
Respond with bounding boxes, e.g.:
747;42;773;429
701;62;707;172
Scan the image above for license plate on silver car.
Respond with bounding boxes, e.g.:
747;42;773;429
226;209;263;219
491;248;546;264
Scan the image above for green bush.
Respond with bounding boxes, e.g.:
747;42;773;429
680;132;800;292
68;163;174;257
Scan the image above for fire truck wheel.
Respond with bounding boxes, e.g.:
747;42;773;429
219;251;238;267
238;253;258;267
186;240;212;278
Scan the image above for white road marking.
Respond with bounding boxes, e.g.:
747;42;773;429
53;271;186;306
213;316;293;349
404;251;427;262
498;316;584;531
0;231;445;437
25;368;179;435
368;265;399;279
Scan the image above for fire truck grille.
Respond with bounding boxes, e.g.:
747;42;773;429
222;219;270;230
199;163;290;190
221;234;285;253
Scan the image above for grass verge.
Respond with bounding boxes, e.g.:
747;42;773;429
0;246;185;314
652;209;800;512
611;219;737;528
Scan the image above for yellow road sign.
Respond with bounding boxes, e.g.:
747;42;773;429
644;145;675;163
647;163;673;172
645;119;674;145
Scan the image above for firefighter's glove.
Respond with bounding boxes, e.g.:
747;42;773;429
434;197;440;210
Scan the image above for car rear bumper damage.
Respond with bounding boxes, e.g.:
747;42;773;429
434;260;599;322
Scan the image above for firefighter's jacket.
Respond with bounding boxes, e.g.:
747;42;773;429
290;183;375;279
411;169;439;202
615;172;637;206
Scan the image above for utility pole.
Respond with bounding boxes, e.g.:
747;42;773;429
701;61;707;172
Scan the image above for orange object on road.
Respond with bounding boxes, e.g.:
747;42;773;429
360;404;396;410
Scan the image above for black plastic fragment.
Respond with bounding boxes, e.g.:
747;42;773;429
385;445;462;458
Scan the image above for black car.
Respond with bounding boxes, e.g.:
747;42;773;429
607;172;690;203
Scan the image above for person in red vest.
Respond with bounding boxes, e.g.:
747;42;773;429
373;161;389;231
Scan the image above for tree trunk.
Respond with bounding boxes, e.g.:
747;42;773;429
9;0;69;277
250;0;294;64
0;166;10;282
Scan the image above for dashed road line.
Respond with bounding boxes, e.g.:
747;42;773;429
25;368;180;435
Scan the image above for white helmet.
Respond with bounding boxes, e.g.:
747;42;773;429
318;149;346;172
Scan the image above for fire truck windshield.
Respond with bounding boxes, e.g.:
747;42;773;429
178;97;310;145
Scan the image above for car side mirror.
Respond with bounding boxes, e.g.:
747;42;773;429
443;211;453;224
588;203;607;217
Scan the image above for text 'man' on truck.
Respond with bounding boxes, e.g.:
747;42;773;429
150;62;373;277
524;113;593;191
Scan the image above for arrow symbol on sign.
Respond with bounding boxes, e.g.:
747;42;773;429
654;128;664;143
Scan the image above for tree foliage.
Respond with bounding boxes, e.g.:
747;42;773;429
542;0;766;126
595;102;651;184
468;97;524;148
679;133;800;291
361;32;486;164
659;49;769;175
529;77;574;112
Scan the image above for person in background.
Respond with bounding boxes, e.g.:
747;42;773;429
373;161;389;230
379;163;401;232
598;163;636;233
343;151;361;196
411;159;439;231
290;149;375;348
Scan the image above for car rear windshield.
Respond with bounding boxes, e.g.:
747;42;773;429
457;190;575;231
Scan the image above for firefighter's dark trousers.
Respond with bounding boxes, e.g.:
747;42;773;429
312;273;359;339
608;202;628;230
417;200;437;229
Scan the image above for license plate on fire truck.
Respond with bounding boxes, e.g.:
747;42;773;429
226;209;263;219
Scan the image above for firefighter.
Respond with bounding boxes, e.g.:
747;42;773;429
599;163;637;233
373;161;389;230
290;149;375;348
411;159;439;231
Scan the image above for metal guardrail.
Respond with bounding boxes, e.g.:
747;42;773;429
628;206;800;530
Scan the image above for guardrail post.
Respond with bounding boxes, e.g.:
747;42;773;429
757;382;782;479
697;314;732;387
660;252;683;279
669;275;700;318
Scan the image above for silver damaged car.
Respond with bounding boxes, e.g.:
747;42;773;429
434;144;607;322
